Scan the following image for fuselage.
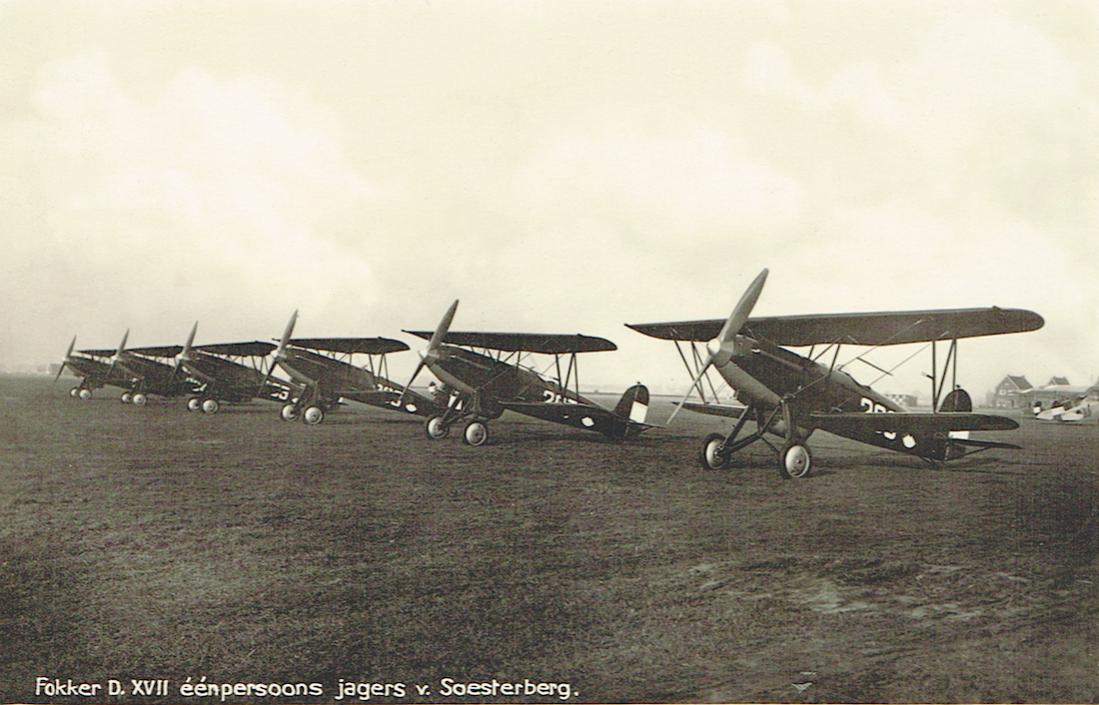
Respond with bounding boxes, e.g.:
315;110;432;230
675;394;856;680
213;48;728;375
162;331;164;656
114;352;198;396
426;346;589;418
64;355;130;390
715;337;963;459
181;352;272;402
276;347;387;396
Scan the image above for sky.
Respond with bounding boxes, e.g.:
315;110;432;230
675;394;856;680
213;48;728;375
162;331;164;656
1;0;1096;398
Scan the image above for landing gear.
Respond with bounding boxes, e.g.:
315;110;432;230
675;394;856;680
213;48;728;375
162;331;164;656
699;433;731;470
132;393;148;406
201;398;220;414
280;403;299;422
462;421;489;447
187;397;202;412
120;392;133;404
302;405;325;425
696;403;815;479
778;442;812;479
425;415;450;440
78;388;92;400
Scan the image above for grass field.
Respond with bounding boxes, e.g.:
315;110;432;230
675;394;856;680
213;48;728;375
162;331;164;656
2;375;1098;702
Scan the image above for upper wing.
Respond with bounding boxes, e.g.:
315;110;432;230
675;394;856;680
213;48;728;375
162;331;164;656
810;411;1019;434
626;307;1043;346
195;341;276;357
79;345;183;358
402;330;616;354
288;337;409;354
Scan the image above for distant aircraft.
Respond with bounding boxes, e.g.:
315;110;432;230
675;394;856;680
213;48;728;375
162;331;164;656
57;330;200;404
176;322;293;414
400;300;652;446
627;269;1044;477
1033;392;1098;423
54;335;133;399
263;311;442;424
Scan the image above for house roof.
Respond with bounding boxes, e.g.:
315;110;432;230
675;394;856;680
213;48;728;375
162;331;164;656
1000;375;1032;391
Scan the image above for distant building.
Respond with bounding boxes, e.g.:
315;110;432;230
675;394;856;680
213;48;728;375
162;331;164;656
885;392;919;408
988;375;1032;408
1046;376;1071;387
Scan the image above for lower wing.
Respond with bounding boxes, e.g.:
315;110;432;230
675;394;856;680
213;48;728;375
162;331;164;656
681;402;748;419
810;411;1019;435
499;401;652;438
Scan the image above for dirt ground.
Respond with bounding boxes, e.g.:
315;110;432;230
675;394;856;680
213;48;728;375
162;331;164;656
2;375;1098;703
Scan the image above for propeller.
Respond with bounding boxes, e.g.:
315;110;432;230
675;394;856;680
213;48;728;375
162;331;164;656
260;310;297;393
106;329;130;381
399;299;458;404
173;321;198;379
666;268;768;425
54;335;76;383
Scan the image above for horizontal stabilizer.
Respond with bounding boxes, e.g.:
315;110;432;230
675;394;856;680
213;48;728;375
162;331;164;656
682;402;748;419
947;437;1022;451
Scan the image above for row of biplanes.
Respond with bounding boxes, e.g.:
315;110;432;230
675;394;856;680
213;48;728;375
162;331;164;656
56;270;1049;478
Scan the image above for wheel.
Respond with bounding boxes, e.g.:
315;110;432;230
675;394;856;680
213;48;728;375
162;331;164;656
280;403;299;422
778;442;812;479
70;387;80;398
425;415;450;440
201;398;220;414
78;388;92;400
187;397;202;412
302;405;325;425
699;433;731;470
132;393;148;406
120;392;132;404
463;421;489;447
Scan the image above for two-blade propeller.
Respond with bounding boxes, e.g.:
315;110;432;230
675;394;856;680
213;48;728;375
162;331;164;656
259;310;297;393
173;321;198;379
666;268;768;424
399;299;458;404
105;329;130;382
54;335;77;383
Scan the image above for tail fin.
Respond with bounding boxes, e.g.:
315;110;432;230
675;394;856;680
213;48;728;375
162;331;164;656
940;388;974;443
939;388;973;412
614;383;650;424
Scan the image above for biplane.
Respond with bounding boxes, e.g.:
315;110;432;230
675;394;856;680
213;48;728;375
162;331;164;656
177;322;293;413
59;330;200;404
627;269;1044;477
400;300;652;446
54;335;135;399
263;311;442;424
